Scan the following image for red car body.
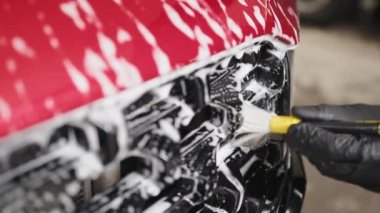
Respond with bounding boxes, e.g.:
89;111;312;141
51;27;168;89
0;1;304;212
0;0;298;138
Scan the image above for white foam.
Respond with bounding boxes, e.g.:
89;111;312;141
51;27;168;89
187;0;231;48
36;11;46;21
218;0;243;39
238;0;248;7
153;47;172;75
216;142;234;166
11;37;35;58
240;155;258;175
194;26;212;60
227;18;243;39
179;2;195;17
49;37;60;49
232;63;254;90
270;6;296;45
270;7;282;35
0;97;11;122
77;0;102;29
112;0;122;6
204;204;228;213
117;28;132;43
144;200;171;213
276;2;299;43
63;59;90;94
59;193;75;212
60;2;86;30
136;21;157;46
75;151;104;179
254;6;266;29
44;98;55;110
159;120;180;142
87;102;128;158
5;58;17;73
14;79;26;95
1;36;295;143
163;3;195;40
109;197;123;209
219;162;245;210
84;48;116;95
243;11;258;34
136;20;172;75
98;32;142;87
42;25;53;36
65;182;80;196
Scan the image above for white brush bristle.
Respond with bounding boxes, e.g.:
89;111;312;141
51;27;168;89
232;102;276;149
238;102;276;134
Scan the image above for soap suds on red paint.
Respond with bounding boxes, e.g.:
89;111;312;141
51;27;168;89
49;38;60;49
243;11;258;34
194;26;213;60
14;79;26;96
77;0;102;29
5;58;17;74
63;59;90;94
218;0;243;40
179;1;195;17
11;37;35;58
84;48;116;96
254;6;266;29
0;98;11;122
97;32;142;87
187;0;231;49
238;0;248;7
44;98;55;110
163;2;195;40
136;20;172;75
60;2;86;30
116;28;131;43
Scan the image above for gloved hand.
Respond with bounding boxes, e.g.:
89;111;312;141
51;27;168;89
286;104;380;192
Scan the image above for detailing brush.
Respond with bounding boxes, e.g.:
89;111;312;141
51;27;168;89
234;103;380;149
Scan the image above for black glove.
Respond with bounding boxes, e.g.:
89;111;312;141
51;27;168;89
286;104;380;192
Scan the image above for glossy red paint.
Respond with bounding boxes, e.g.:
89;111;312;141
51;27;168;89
0;0;298;138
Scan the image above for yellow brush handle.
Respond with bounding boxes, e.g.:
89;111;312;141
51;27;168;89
269;116;380;136
269;116;302;134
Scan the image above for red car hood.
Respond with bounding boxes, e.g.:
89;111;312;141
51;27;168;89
0;0;298;138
